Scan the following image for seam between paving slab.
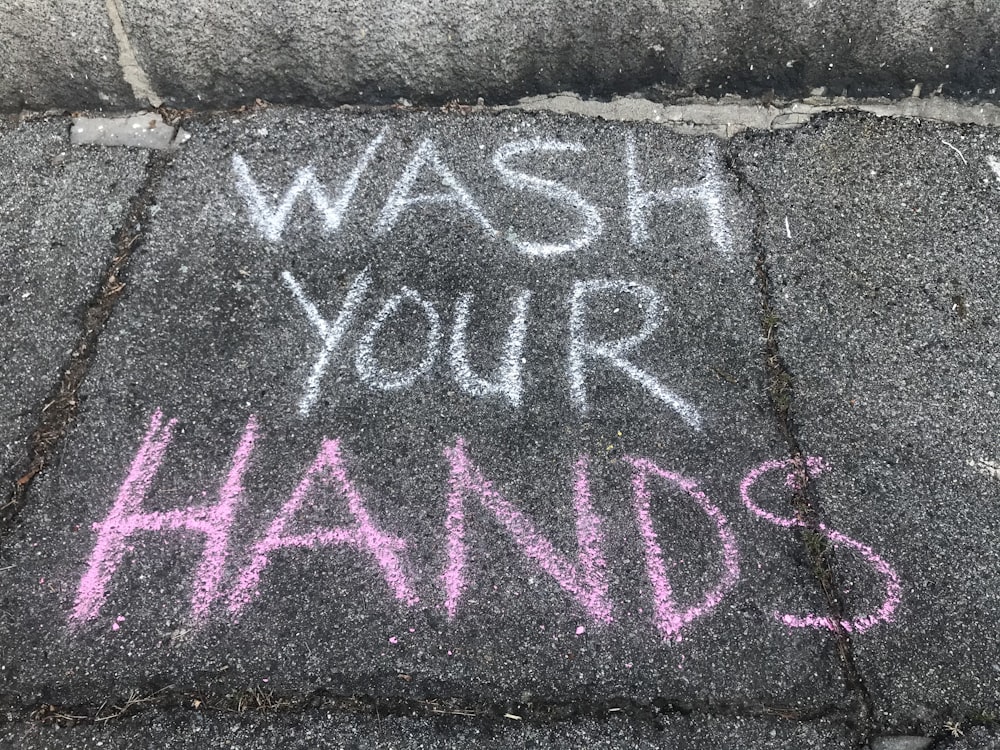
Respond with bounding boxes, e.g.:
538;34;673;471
724;134;876;750
508;92;1000;138
0;147;175;534
103;0;162;108
14;687;853;729
12;90;1000;137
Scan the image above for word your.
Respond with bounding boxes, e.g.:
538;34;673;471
232;130;734;256
71;410;901;641
284;271;702;428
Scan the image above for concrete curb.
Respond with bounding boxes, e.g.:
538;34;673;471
3;1;999;112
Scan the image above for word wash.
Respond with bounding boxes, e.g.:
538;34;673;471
232;129;734;256
71;410;902;641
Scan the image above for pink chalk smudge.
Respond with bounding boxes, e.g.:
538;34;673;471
228;438;418;615
189;416;258;620
575;625;586;635
739;457;902;634
626;457;740;642
71;410;257;627
442;438;613;625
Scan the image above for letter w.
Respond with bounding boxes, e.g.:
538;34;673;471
232;127;387;242
442;438;613;624
71;409;257;627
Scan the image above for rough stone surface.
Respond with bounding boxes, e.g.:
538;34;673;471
0;712;855;749
4;0;1000;111
949;726;1000;748
0;1;136;112
869;735;934;750
0;109;845;711
0;119;148;478
737;112;1000;732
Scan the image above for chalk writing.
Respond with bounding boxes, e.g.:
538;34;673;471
66;126;905;656
71;410;901;642
627;457;739;641
625;136;733;254
71;410;258;626
354;287;442;390
374;138;496;237
233;131;735;255
740;457;902;633
492;139;603;256
568;279;702;428
228;437;419;615
282;268;372;416
443;439;613;623
232;127;387;242
449;291;531;407
284;276;703;428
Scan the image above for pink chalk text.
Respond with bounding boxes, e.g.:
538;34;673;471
71;411;902;642
627;458;739;641
443;439;613;623
740;457;902;633
228;437;420;615
72;410;257;625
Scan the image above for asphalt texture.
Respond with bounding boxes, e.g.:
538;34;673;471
3;1;135;112
1;106;999;747
0;120;148;479
736;115;1000;733
0;711;854;749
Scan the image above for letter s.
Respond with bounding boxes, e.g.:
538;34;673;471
740;457;902;634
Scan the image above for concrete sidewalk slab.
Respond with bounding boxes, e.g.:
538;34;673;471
0;119;148;478
736;114;1000;732
0;110;846;711
0;711;855;749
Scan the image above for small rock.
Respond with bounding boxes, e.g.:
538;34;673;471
870;736;933;750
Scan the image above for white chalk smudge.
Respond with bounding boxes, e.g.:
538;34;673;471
283;269;372;416
492;139;603;256
233;128;387;242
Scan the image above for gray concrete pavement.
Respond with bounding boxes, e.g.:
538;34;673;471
2;105;1000;747
2;1;1000;112
0;110;844;711
736;114;1000;734
0;711;855;749
0;120;148;480
3;1;136;112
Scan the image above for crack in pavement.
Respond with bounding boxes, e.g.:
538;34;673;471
0;147;175;538
4;689;853;730
723;133;875;750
